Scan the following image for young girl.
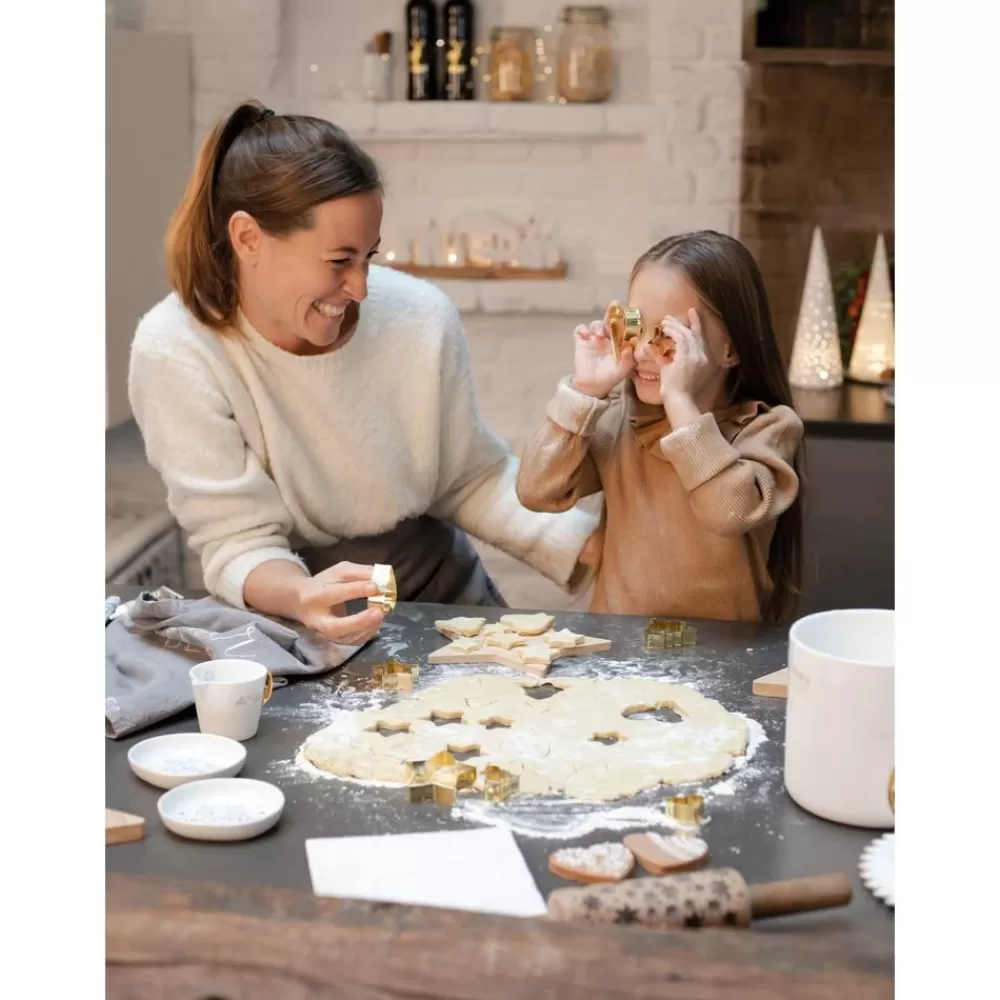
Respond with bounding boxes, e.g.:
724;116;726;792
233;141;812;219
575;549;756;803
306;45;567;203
516;231;804;624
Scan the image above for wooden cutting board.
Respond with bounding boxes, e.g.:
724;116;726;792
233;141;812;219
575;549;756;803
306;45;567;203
752;668;789;699
106;808;145;845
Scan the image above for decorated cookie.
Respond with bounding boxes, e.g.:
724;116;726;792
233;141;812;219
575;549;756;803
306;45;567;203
499;613;556;636
548;842;636;884
623;831;709;875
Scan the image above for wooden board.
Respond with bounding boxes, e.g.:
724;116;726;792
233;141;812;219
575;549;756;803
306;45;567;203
106;872;894;1000
106;808;145;845
428;632;612;677
752;668;789;699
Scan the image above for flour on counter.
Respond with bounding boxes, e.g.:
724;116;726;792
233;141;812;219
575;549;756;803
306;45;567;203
263;651;778;839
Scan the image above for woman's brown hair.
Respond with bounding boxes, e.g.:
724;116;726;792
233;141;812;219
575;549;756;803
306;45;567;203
165;99;382;331
631;230;805;624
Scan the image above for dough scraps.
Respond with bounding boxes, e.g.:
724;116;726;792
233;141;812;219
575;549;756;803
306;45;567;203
301;675;749;801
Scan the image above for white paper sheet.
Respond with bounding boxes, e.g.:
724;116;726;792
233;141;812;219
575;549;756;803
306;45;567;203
305;827;547;918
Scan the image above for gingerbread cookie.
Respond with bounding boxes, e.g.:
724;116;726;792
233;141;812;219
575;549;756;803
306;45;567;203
623;831;709;875
548;842;636;884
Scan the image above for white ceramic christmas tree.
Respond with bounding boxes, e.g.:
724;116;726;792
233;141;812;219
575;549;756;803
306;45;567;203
848;233;894;384
788;227;844;389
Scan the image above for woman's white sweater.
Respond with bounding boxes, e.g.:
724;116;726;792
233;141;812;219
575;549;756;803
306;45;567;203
128;265;596;607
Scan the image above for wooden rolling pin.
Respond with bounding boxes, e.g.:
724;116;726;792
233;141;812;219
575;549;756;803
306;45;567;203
547;868;851;929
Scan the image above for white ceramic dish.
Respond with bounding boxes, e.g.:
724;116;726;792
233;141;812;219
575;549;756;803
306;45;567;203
127;733;247;790
157;778;285;842
859;832;895;908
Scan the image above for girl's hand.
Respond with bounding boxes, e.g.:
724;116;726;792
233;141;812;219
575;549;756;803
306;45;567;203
571;315;635;399
297;561;385;645
656;308;718;406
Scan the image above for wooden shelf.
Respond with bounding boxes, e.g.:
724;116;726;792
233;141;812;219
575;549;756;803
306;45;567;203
748;47;894;67
387;261;568;281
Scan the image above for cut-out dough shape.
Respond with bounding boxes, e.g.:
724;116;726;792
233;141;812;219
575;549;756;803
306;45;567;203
302;675;749;800
500;613;556;636
449;637;484;653
435;616;487;639
484;632;527;650
430;620;611;677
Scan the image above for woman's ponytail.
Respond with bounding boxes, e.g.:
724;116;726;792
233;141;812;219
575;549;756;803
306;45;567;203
164;100;269;330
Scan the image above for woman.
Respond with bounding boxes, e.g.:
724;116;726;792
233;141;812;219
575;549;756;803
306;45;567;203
129;100;597;648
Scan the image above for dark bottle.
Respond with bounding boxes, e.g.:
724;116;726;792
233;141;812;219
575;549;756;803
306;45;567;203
442;0;475;100
406;0;439;100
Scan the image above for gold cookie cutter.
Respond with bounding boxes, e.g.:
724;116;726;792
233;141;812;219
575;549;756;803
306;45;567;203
606;303;675;363
645;618;698;651
406;750;477;806
369;564;397;615
665;793;708;827
372;659;419;692
484;763;520;803
888;767;895;815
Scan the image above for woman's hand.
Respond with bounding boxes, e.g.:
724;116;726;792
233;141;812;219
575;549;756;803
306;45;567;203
571;315;635;399
297;561;385;645
656;308;718;409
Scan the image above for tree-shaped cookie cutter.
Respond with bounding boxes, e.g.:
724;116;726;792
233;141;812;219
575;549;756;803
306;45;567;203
645;618;698;651
372;659;420;692
406;750;477;807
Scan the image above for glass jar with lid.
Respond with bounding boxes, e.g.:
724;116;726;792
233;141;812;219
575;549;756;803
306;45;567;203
556;5;614;103
488;27;535;101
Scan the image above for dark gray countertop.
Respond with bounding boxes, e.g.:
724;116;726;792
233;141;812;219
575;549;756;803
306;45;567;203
106;600;893;939
792;383;894;440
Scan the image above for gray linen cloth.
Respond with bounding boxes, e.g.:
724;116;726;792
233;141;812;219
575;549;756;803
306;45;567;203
105;593;361;739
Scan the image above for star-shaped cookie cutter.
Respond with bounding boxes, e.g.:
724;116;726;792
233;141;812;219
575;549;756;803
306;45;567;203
371;658;420;692
483;763;520;803
606;303;675;362
645;618;698;651
405;750;477;807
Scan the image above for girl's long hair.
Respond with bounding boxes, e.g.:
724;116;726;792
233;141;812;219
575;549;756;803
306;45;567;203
632;230;805;623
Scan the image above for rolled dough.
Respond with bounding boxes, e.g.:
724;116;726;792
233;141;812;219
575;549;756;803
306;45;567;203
302;675;749;801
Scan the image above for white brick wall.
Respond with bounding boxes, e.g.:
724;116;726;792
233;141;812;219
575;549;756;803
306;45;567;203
137;0;752;314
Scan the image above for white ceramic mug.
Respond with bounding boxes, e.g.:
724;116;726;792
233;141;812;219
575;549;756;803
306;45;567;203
189;659;273;742
784;608;895;829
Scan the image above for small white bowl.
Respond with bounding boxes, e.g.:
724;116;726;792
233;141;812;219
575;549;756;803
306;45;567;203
128;733;247;790
157;778;285;842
